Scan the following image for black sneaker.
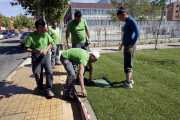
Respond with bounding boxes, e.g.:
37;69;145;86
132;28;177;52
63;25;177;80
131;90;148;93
39;89;46;95
62;95;75;101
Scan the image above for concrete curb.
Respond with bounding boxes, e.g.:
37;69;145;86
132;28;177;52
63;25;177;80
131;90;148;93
74;81;98;120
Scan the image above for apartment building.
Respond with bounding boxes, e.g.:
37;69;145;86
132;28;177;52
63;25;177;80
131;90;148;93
167;0;180;21
63;2;116;25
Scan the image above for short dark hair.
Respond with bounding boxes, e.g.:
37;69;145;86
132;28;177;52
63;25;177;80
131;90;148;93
117;6;127;16
35;19;45;28
52;21;57;25
74;10;82;18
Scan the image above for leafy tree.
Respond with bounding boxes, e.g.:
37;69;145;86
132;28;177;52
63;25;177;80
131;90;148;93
1;16;11;31
10;0;70;26
109;0;161;21
151;0;169;50
26;19;35;29
16;14;29;27
0;13;4;26
13;17;22;32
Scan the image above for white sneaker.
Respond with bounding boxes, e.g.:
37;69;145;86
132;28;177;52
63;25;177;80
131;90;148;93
131;79;134;84
46;90;54;97
122;82;133;89
122;78;134;84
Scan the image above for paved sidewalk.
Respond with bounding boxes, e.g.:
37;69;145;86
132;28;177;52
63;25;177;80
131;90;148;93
0;56;81;120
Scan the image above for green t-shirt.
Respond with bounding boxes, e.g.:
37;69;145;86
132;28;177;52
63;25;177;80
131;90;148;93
25;32;53;51
48;27;61;45
66;19;88;44
62;48;89;66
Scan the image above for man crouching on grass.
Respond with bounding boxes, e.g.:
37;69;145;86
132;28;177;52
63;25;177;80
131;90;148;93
60;48;100;101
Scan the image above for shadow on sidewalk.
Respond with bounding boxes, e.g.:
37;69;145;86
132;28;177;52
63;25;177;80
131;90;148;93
53;71;67;76
0;81;34;98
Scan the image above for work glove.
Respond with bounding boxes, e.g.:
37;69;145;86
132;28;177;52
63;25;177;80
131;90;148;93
87;38;91;44
67;43;72;49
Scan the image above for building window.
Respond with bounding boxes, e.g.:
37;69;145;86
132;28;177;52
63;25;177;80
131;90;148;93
102;9;106;15
175;15;178;19
177;4;179;7
83;9;85;15
176;10;178;13
73;9;76;15
96;9;100;15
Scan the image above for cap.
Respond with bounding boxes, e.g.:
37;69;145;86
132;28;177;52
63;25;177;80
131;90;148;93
89;51;100;59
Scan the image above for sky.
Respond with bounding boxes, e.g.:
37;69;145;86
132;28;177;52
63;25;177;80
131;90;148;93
0;0;177;17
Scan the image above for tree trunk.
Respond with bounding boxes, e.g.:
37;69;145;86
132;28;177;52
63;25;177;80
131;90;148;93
155;5;165;50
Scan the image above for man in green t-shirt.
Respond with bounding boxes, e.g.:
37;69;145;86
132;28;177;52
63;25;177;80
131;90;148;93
60;48;100;101
48;21;62;69
24;19;54;97
66;10;91;71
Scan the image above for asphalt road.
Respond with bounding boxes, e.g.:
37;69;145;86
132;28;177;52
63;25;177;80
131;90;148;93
0;37;30;82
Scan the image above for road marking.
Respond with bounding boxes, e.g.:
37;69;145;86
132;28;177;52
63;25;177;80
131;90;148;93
4;51;9;54
12;48;16;50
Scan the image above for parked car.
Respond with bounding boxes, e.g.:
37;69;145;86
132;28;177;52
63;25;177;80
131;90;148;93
0;34;4;40
1;32;13;39
20;31;33;47
10;31;19;37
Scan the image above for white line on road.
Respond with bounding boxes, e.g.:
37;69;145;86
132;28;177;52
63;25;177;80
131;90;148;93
12;48;16;50
4;51;9;54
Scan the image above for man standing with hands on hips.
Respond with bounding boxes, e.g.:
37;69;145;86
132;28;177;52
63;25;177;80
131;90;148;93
117;7;140;88
48;21;62;69
66;10;91;72
24;19;54;97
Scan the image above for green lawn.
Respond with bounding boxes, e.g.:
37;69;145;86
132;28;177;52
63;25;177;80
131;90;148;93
84;48;180;120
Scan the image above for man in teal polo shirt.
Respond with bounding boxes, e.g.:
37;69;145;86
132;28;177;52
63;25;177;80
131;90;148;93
48;21;62;69
60;48;100;101
24;19;54;97
66;10;91;71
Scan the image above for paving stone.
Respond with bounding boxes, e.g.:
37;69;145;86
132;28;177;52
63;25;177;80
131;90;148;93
0;60;81;120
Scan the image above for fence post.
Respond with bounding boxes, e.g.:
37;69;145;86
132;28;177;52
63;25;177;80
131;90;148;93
98;28;100;47
104;27;106;47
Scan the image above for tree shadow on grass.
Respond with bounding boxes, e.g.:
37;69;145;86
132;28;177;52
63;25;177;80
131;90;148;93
167;45;180;47
101;49;118;51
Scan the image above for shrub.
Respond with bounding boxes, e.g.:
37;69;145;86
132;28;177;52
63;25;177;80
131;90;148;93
160;41;164;43
169;40;173;43
140;42;145;45
149;41;155;44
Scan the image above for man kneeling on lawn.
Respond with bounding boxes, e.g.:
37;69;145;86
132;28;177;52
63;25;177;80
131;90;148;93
60;48;100;100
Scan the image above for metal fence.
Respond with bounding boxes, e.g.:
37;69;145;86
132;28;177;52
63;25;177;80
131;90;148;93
60;20;180;44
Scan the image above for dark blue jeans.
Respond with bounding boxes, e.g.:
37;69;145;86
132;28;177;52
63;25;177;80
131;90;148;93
31;52;53;91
